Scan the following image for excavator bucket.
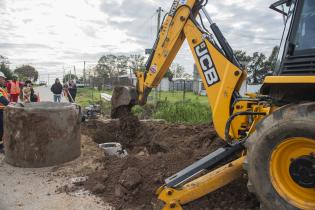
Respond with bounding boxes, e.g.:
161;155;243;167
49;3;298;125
111;86;137;118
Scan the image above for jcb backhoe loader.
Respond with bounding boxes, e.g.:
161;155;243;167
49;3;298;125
111;0;315;209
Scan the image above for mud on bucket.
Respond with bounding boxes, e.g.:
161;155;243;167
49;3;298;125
3;102;81;168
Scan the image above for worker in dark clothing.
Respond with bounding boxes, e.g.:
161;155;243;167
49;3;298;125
50;78;63;102
67;80;77;102
0;72;10;152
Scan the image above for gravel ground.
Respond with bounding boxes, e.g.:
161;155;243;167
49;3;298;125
0;135;113;210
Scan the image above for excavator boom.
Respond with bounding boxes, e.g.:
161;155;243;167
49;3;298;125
111;0;247;140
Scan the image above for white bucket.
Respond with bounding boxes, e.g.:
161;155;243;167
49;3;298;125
98;142;128;158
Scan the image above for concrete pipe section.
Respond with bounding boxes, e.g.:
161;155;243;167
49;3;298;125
4;102;81;168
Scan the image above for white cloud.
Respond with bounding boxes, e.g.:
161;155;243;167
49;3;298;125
0;0;285;82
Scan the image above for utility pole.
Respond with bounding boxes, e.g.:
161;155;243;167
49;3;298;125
83;61;86;86
74;65;77;82
69;68;72;82
62;66;65;83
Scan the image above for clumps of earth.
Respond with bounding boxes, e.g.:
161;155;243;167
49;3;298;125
80;115;260;210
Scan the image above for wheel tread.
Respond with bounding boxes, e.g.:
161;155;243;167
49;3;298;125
244;102;315;210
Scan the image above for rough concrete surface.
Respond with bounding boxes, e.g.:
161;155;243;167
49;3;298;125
0;135;113;210
4;102;81;168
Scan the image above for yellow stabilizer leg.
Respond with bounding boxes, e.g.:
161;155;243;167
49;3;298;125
157;156;245;210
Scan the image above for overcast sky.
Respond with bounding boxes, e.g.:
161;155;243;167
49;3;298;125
0;0;285;83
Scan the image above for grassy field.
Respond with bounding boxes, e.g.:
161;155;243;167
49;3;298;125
76;88;110;107
76;88;212;123
150;91;209;105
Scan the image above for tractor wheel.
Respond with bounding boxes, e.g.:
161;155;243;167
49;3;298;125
245;102;315;210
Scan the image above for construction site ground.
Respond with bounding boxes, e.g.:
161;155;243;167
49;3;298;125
0;135;113;210
0;117;260;210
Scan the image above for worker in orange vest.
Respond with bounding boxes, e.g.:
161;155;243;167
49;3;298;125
0;72;9;152
7;75;22;102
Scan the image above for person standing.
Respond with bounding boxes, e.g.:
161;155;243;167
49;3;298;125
50;78;63;102
0;72;9;152
30;86;39;102
23;80;32;102
67;80;77;102
6;75;22;102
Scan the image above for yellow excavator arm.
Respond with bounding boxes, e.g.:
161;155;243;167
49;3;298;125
113;0;257;140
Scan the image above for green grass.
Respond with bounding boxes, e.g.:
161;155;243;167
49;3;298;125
76;87;212;123
76;88;111;107
154;100;211;123
132;91;212;123
76;88;101;107
149;91;209;106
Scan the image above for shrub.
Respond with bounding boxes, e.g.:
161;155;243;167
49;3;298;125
153;100;212;123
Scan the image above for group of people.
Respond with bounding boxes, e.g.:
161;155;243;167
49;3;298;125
50;78;77;103
5;74;39;103
0;72;39;152
0;76;78;152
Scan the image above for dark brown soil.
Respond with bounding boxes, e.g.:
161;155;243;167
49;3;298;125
81;118;259;210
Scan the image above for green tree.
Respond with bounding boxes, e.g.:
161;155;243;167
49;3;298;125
129;54;146;72
164;70;174;81
164;63;192;81
116;55;128;76
14;65;38;82
63;73;78;83
264;46;280;74
170;63;185;78
96;54;116;79
0;63;13;80
234;50;252;68
95;54;128;79
247;52;267;84
234;47;279;84
0;55;13;80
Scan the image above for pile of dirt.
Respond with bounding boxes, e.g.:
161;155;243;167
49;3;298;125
81;118;259;210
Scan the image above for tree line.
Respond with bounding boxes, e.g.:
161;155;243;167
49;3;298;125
0;56;39;82
235;46;279;85
93;46;279;85
94;54;193;80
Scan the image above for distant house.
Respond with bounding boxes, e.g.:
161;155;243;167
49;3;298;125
192;64;206;95
118;74;171;91
157;78;171;91
169;78;193;92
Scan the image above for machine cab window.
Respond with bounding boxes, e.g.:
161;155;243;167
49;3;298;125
272;0;315;75
293;0;315;55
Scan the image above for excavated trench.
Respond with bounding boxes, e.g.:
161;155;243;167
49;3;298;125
81;115;259;210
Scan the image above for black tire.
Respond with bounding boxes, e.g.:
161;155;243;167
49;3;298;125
245;102;315;210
